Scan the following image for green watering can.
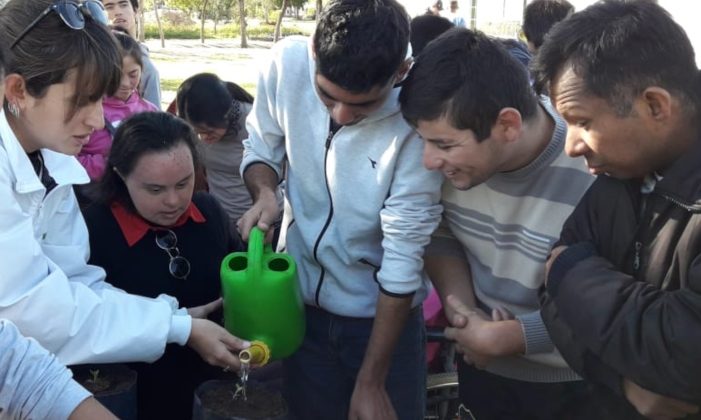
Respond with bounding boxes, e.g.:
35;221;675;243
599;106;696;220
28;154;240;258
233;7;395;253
220;227;305;365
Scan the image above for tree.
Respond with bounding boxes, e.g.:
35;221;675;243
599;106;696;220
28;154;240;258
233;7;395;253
153;0;165;47
167;0;211;43
315;0;322;23
199;0;209;43
273;0;288;42
470;0;477;29
239;0;247;48
212;0;235;34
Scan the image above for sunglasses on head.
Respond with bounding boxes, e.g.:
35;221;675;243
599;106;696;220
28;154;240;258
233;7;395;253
155;229;191;280
11;0;108;49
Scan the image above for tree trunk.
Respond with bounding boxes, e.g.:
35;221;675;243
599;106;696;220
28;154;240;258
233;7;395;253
273;0;287;42
138;5;145;42
200;0;210;44
153;0;165;48
316;0;322;23
239;0;247;48
470;0;477;30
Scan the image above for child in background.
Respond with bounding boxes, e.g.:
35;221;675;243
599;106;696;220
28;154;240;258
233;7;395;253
176;73;254;225
78;31;157;181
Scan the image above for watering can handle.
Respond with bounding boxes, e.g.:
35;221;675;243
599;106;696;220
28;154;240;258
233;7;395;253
248;227;265;280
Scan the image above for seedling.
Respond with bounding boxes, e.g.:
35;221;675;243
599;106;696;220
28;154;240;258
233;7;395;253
89;369;100;383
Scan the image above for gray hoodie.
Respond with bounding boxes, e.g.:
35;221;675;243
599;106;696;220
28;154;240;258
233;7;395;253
242;36;443;317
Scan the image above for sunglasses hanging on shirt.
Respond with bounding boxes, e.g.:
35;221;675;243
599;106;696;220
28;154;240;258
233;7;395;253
155;229;191;280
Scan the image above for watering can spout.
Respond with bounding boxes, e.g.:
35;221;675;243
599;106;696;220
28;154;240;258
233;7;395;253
239;341;271;366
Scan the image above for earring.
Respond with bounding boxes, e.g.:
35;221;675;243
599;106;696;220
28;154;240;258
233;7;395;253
7;102;20;118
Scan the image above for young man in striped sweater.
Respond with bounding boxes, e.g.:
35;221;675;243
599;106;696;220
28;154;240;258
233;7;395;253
400;28;599;418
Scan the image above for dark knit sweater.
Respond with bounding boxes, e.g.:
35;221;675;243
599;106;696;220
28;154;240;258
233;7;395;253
84;192;243;420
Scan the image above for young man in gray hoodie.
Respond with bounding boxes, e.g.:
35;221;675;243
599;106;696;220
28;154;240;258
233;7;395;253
238;1;443;418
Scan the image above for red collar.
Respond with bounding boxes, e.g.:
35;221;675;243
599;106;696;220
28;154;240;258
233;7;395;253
110;201;206;247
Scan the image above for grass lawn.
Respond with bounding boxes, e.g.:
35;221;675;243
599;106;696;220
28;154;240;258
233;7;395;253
147;39;273;109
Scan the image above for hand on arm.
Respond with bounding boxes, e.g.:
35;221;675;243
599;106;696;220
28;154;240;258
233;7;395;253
443;295;525;369
237;163;280;242
545;245;568;285
348;293;413;420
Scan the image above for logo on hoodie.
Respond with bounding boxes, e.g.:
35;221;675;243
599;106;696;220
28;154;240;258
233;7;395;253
368;157;377;169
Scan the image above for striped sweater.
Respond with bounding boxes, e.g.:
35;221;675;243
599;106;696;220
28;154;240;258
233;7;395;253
429;99;593;382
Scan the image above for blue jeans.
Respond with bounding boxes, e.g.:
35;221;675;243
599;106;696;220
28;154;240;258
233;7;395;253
284;304;426;420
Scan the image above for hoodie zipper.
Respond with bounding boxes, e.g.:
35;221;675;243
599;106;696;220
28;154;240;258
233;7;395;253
312;129;336;306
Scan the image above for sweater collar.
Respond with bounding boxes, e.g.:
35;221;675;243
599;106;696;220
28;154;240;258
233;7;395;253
110;200;207;247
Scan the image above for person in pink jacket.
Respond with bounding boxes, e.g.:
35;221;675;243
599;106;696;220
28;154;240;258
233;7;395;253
78;30;158;181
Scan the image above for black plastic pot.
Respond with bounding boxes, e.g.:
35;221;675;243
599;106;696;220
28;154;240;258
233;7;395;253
192;379;289;420
70;363;137;420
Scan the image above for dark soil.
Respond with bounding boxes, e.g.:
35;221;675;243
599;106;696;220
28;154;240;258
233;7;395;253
198;381;287;419
71;364;137;396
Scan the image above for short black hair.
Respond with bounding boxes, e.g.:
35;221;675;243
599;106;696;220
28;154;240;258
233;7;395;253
0;44;6;78
532;0;700;116
522;0;574;50
101;0;139;10
400;28;537;141
410;14;453;57
176;73;253;130
499;38;531;72
313;0;410;92
113;31;143;68
96;112;200;209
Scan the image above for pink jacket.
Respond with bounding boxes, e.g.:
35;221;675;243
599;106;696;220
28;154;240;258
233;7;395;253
78;93;158;180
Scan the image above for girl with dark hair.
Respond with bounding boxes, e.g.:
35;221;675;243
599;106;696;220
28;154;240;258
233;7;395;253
0;0;247;374
78;31;158;181
84;112;244;419
176;73;256;223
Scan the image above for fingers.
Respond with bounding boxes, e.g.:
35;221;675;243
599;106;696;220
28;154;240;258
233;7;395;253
186;298;223;319
451;313;468;328
263;226;276;245
188;319;250;370
624;378;699;419
236;210;259;242
236;202;278;242
221;331;251;353
492;307;515;321
665;397;700;415
445;294;476;318
202;297;223;315
444;326;458;342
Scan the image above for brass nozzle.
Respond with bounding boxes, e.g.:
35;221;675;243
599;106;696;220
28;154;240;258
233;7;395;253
239;340;271;366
